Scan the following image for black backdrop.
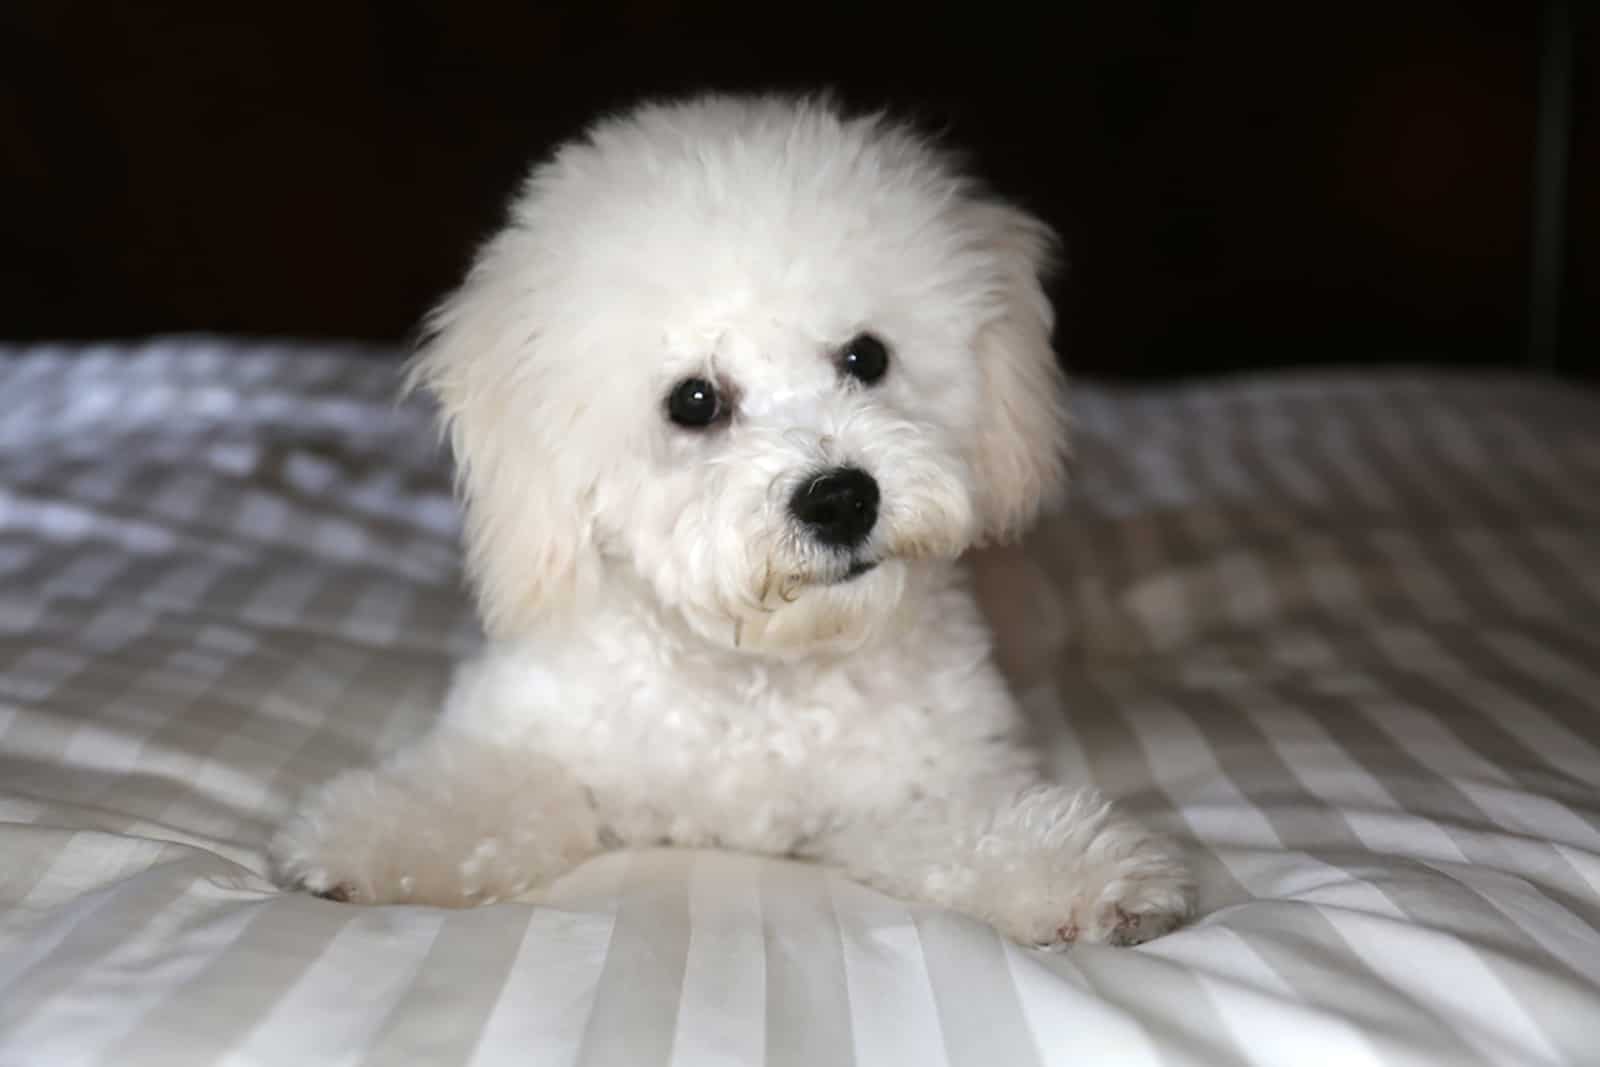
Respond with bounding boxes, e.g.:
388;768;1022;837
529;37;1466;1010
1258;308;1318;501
2;1;1593;380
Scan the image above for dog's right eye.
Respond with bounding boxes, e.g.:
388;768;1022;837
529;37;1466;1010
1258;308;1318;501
839;333;890;385
666;377;722;428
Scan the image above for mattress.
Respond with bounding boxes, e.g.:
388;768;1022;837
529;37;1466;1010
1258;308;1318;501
1;337;1597;1067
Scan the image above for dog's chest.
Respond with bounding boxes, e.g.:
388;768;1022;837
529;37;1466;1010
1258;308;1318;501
449;590;1023;850
591;663;934;793
571;668;943;850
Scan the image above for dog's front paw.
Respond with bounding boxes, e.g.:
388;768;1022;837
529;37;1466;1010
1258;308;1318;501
267;785;386;905
268;737;601;908
269;797;403;906
267;767;494;907
973;786;1194;949
1029;857;1192;949
271;808;552;908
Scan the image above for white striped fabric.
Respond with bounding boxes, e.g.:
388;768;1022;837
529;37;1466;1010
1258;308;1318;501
0;338;1596;1066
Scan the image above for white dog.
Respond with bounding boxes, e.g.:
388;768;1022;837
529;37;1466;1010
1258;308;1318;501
270;92;1193;948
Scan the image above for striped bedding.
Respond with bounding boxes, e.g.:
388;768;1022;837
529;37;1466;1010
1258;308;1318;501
1;338;1597;1067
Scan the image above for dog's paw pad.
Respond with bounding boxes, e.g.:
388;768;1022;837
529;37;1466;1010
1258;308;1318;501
1104;903;1184;947
1031;921;1081;952
314;882;358;903
1025;898;1187;951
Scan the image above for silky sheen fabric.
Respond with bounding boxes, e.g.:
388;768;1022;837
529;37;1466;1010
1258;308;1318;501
1;339;1596;1066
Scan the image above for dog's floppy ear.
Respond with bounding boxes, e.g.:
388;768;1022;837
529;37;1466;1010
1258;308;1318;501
964;198;1070;545
403;237;594;638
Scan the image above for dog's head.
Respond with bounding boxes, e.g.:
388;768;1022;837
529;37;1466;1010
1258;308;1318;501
408;94;1067;657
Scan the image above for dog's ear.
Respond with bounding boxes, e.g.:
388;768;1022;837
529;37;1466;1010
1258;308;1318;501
403;240;594;638
964;198;1070;545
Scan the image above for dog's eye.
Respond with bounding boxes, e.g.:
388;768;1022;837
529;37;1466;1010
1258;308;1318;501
666;377;722;428
839;334;890;385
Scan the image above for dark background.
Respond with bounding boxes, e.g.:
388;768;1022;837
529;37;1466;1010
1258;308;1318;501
2;1;1593;380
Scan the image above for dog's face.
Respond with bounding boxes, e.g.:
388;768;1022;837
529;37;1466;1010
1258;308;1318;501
410;95;1068;657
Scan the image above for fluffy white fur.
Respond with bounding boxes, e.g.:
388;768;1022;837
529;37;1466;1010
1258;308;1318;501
270;93;1194;948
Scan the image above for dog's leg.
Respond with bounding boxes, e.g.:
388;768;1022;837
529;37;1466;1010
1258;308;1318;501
806;782;1193;948
269;729;600;907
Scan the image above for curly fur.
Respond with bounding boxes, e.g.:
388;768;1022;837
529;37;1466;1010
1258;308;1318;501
270;92;1193;949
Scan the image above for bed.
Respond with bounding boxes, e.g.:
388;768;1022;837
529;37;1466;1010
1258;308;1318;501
2;337;1596;1066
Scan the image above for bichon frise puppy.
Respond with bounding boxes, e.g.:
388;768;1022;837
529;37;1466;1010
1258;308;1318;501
270;92;1193;948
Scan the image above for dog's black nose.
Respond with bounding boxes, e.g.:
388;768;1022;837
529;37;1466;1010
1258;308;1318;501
790;467;879;549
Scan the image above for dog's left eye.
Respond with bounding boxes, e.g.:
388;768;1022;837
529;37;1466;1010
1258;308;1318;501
666;377;723;428
839;334;890;385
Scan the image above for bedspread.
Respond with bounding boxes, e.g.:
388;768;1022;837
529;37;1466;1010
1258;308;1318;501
2;338;1597;1066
